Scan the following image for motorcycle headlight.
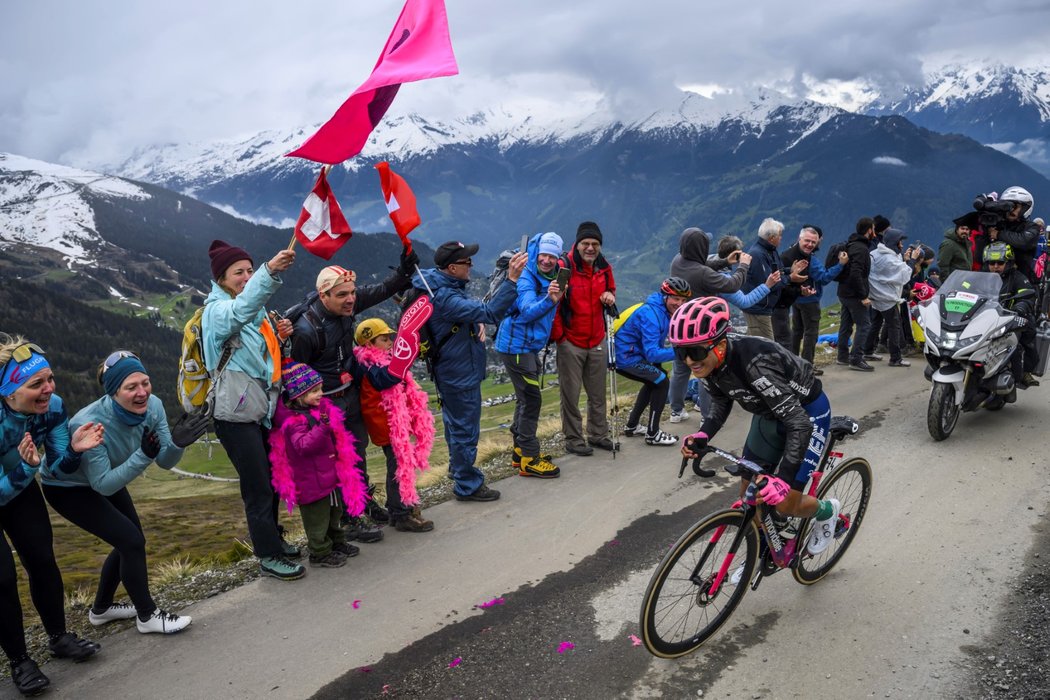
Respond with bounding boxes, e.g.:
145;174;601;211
958;334;983;348
939;331;960;350
990;326;1009;339
925;329;940;345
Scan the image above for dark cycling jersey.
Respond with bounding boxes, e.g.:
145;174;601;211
700;334;826;487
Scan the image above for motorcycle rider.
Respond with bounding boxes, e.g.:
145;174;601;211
983;242;1040;391
993;186;1040;284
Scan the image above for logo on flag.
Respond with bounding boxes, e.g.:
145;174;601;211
376;161;421;250
294;168;353;260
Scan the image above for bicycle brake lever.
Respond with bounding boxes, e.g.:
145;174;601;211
678;456;689;479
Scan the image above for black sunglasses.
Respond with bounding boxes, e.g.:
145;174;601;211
674;345;711;363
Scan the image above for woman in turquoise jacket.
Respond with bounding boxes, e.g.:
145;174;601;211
201;240;304;582
42;352;207;636
494;232;565;478
1;335;102;696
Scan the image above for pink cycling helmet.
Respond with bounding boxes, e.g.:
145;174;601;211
669;297;731;346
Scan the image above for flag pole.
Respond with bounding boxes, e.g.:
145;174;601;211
288;164;334;251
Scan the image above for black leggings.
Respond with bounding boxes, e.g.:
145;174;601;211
213;420;283;559
617;362;669;436
0;481;67;661
43;485;156;618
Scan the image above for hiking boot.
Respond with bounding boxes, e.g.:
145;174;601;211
806;499;841;555
88;601;137;626
394;508;435;532
365;498;391;525
520;455;561;479
48;632;100;662
849;360;874;372
259;555;306;581
344;518;384;543
862;353;883;362
669;409;689;423
565;442;594;456
645;430;678;446
281;537;301;559
136;609;192;634
333;541;361;557
512;447;522;470
455;484;501;502
590;437;617;451
888;359;911;367
309;551;348;568
1022;372;1040;387
10;657;49;697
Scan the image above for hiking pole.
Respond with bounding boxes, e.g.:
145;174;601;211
605;304;621;459
539;343;551;390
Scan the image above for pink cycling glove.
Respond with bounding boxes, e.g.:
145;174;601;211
684;431;709;451
758;476;791;506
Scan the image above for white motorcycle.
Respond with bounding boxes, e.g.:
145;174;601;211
917;271;1035;441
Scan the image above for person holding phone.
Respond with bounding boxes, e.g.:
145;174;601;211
494;232;566;479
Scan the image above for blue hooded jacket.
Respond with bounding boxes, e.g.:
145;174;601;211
1;395;80;505
494;232;562;354
413;267;517;390
615;291;675;367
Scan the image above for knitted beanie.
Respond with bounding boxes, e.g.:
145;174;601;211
537;232;563;258
209;240;253;281
576;221;603;245
281;359;322;401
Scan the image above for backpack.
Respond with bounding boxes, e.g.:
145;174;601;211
611;302;643;334
482;249;515;303
283;291;325;354
824;242;850;283
177;306;237;414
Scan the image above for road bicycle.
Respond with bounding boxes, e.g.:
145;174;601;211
639;415;872;658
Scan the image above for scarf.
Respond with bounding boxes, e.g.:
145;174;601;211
267;398;367;516
353;344;435;506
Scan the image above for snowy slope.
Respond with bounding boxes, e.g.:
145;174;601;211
0;153;150;263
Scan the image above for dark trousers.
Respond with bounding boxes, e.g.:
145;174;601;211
837;297;872;364
771;307;793;349
866;306;884;352
0;482;66;661
43;485;156;617
617;362;669;436
382;445;410;520
500;352;543;456
214;420;283;559
791;302;823;362
299;491;347;557
864;306;903;362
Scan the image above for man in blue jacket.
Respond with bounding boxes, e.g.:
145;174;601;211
495;232;565;479
413;242;526;502
781;225;847;372
741;218;806;343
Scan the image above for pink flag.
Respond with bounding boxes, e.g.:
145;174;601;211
287;0;459;164
294;168;353;260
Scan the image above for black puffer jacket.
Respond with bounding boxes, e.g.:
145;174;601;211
700;334;821;473
838;232;872;299
996;218;1041;282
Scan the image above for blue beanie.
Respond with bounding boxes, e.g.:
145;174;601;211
103;356;149;396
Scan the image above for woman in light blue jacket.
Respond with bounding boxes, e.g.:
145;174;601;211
494;232;565;478
201;241;303;582
42;352;207;635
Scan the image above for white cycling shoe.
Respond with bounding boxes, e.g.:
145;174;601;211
137;609;192;634
806;499;841;555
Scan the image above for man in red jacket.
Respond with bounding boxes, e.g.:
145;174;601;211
551;222;617;456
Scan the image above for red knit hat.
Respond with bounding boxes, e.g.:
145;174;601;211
209;240;253;281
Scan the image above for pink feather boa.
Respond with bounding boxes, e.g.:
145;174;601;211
268;398;368;517
353;344;435;506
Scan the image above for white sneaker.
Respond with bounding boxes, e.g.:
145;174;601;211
730;564;746;585
136;609;192;635
806;499;841;555
669;409;689;423
645;430;679;446
89;602;137;626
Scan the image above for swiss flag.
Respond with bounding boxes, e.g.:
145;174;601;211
376;161;421;250
294;168;353;260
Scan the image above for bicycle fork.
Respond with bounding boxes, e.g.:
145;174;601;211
694;506;757;597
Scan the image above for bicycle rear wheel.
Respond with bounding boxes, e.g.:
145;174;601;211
639;509;759;658
793;457;873;585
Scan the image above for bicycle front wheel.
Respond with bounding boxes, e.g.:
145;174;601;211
793;457;873;585
639;509;759;658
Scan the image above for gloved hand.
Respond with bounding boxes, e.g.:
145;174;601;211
757;476;791;506
398;246;420;277
170;412;210;448
682;430;709;456
140;429;161;460
1012;316;1028;330
389;295;434;379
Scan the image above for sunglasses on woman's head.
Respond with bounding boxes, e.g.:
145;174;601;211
102;350;140;374
674;344;711;363
10;343;46;364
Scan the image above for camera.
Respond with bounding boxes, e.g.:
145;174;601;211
973;193;1014;229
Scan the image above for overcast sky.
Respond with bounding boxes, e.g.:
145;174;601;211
2;0;1048;168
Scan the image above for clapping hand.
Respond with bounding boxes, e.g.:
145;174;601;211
170;412;210;448
140;428;161;460
70;422;104;453
17;433;40;468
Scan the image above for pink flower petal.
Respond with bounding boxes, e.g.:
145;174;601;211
449;657;462;668
608;539;620;546
352;600;361;609
629;634;642;647
358;666;372;673
477;596;506;609
557;641;575;654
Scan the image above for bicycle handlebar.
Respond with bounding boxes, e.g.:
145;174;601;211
678;444;766;480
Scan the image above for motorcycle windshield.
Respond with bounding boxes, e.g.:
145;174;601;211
935;271;1002;323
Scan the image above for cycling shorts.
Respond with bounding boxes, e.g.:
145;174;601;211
740;390;831;491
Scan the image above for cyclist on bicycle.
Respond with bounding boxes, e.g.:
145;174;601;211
671;296;840;554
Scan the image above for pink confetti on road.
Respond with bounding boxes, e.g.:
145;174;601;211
358;666;372;673
381;685;391;695
352;600;361;609
557;641;575;654
477;597;505;609
449;657;462;668
629;635;642;647
608;539;620;546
